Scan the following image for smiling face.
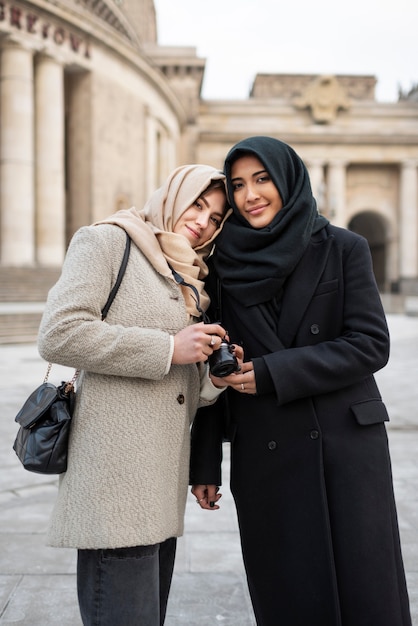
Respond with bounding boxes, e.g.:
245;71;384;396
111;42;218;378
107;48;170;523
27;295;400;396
230;154;283;228
173;187;226;248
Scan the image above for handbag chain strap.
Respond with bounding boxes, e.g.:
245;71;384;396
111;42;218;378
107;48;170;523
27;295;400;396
43;362;79;393
43;231;131;392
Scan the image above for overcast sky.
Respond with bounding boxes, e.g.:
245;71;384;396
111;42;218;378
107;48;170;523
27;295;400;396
153;0;418;102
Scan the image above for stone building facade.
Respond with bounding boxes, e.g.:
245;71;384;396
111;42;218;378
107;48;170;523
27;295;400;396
1;0;418;295
0;0;186;268
195;74;418;295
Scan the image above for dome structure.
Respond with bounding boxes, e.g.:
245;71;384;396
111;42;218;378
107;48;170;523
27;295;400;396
116;0;157;44
70;0;154;46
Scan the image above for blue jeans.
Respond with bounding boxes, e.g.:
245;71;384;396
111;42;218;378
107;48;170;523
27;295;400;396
77;537;177;626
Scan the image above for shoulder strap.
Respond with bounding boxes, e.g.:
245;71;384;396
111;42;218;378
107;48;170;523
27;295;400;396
214;276;222;323
44;231;131;387
169;265;210;323
101;231;131;320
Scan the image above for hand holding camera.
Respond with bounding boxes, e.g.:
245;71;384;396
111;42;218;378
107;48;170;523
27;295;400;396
172;322;227;365
209;337;255;394
208;335;241;377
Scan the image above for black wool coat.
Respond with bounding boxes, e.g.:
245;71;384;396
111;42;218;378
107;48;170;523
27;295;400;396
191;225;411;626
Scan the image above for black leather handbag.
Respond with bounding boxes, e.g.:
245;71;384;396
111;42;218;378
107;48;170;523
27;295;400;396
13;376;76;474
12;232;131;474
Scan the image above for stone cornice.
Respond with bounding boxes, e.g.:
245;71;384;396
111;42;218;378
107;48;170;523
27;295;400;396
74;0;140;45
198;132;418;150
1;0;187;124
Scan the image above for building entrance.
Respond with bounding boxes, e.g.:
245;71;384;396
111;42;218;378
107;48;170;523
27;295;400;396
349;211;388;292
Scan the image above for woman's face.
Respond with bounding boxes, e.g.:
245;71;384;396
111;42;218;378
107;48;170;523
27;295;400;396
173;188;226;248
230;154;283;228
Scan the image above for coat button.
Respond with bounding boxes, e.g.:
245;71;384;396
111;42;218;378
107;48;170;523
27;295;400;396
267;440;277;450
310;324;320;335
310;430;319;439
177;394;185;404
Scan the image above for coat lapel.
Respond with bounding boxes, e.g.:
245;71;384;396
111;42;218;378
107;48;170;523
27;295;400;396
278;231;333;348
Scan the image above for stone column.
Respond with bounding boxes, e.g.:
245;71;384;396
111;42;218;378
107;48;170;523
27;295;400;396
167;132;177;174
145;110;158;199
35;53;65;265
306;160;326;215
399;160;418;290
158;127;174;183
327;160;347;228
65;70;92;234
0;40;35;265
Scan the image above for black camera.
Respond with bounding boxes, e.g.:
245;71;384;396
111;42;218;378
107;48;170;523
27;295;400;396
208;338;240;377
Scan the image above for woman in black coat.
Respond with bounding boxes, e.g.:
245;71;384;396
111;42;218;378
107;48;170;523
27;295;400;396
190;136;412;626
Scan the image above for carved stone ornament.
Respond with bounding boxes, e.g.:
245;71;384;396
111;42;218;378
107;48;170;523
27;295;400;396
294;74;350;123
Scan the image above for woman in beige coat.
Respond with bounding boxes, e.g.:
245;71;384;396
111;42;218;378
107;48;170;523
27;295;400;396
38;165;234;626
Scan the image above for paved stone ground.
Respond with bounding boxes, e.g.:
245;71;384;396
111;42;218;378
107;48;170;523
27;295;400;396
0;313;417;625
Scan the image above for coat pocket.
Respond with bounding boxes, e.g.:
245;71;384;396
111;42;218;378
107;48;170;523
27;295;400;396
350;399;390;425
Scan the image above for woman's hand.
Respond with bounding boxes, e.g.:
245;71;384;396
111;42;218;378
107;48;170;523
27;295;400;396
221;360;257;394
172;322;227;365
191;484;222;510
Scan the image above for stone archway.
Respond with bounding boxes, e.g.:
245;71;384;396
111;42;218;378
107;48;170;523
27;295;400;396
348;211;388;291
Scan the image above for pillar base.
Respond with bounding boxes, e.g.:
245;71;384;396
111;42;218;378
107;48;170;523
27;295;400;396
399;278;418;296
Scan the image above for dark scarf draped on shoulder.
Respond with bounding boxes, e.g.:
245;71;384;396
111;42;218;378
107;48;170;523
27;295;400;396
213;136;328;308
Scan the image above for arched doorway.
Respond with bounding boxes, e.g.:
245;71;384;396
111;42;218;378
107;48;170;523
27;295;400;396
348;211;388;291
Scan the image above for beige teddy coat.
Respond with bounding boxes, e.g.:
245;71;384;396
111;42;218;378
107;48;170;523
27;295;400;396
38;224;219;549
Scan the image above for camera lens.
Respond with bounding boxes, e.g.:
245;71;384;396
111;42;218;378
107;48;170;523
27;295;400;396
208;340;239;377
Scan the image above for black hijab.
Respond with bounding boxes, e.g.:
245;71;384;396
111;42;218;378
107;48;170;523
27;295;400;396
213;136;328;308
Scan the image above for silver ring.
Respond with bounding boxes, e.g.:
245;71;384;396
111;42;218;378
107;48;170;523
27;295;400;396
196;498;205;503
210;335;216;346
241;383;245;391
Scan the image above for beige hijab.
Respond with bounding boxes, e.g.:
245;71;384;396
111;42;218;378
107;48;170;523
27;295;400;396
95;164;229;318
